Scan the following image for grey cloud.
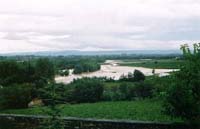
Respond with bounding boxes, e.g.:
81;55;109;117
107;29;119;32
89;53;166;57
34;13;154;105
3;33;28;40
0;0;200;53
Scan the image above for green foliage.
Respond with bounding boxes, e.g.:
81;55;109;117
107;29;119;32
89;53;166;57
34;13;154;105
103;82;134;101
0;84;32;109
38;83;65;105
1;100;182;123
73;61;100;74
66;78;104;103
119;70;145;82
118;83;131;100
133;82;154;99
35;58;55;80
40;78;104;104
0;61;33;86
133;69;145;82
165;43;200;122
51;56;102;75
73;64;84;74
38;83;64;129
103;81;154;101
0;59;55;87
0;61;22;86
0;58;55;110
144;76;173;98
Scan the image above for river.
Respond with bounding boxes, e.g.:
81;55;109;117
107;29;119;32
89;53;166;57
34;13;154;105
55;60;177;84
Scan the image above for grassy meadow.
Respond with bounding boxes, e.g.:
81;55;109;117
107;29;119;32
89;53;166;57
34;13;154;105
1;99;182;123
119;59;183;69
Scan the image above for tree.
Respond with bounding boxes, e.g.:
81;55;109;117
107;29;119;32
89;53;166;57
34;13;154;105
134;82;154;99
38;83;64;129
69;77;104;103
0;61;20;86
0;84;32;109
165;43;200;122
73;64;84;74
133;69;145;82
35;58;55;81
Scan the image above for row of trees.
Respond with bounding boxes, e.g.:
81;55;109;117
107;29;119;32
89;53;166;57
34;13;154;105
38;76;154;105
0;58;54;87
103;82;154;101
73;62;100;74
53;57;103;75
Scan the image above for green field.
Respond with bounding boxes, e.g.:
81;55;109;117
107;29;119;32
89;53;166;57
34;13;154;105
119;59;183;69
1;99;182;122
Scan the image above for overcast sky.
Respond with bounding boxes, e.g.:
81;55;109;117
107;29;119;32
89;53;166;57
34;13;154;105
0;0;200;53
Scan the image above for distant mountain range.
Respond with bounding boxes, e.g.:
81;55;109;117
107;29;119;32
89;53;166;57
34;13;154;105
0;50;182;56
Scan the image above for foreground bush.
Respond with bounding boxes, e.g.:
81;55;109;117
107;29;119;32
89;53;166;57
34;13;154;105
0;84;32;109
38;83;64;105
165;44;200;122
66;78;104;103
103;82;132;101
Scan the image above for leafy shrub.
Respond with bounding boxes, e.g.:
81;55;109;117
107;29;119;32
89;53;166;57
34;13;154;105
144;75;173;98
37;83;65;129
118;83;130;100
38;83;66;105
165;44;200;122
133;82;154;99
0;84;32;109
65;78;104;103
103;85;121;101
103;82;153;101
32;78;104;105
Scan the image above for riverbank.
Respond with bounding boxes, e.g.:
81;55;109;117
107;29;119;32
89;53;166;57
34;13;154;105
55;60;177;84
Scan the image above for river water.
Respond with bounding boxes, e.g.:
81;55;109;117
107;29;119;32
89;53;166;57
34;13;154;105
55;60;177;84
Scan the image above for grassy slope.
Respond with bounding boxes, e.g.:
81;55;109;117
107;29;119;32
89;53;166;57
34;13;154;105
1;99;182;122
120;59;183;69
